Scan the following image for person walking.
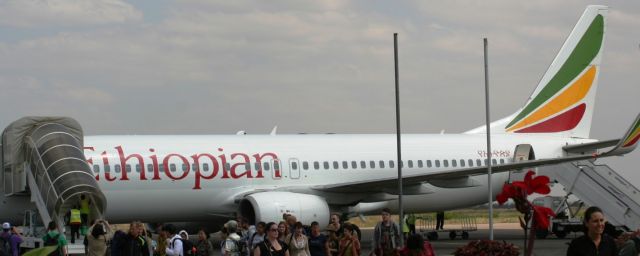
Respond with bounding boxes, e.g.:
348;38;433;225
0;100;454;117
0;222;23;256
435;212;444;231
278;222;289;243
164;224;183;256
567;206;618;256
112;221;150;256
286;222;310;256
325;225;339;256
69;206;82;243
372;208;401;256
195;230;214;256
223;220;242;256
254;222;289;256
248;222;266;255
86;219;112;256
307;222;327;256
43;221;68;256
338;224;360;256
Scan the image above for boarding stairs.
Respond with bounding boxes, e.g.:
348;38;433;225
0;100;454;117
2;117;107;252
542;160;640;231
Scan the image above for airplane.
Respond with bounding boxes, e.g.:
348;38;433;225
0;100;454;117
0;5;638;231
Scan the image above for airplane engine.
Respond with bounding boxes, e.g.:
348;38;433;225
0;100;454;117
239;192;330;227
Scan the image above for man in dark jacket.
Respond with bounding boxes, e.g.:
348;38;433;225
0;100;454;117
112;221;150;256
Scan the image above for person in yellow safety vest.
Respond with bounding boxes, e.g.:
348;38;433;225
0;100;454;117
80;195;91;235
406;214;417;235
402;215;410;240
69;206;82;244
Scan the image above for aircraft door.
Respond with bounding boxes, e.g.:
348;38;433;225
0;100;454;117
289;158;300;179
510;144;536;182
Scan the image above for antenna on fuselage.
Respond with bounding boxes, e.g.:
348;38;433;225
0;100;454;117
270;126;278;136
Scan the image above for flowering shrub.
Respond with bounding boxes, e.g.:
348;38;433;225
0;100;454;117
453;240;519;256
495;170;555;256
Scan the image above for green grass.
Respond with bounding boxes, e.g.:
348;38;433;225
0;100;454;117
347;208;524;228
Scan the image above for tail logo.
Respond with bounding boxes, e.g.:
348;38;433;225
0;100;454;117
506;14;604;133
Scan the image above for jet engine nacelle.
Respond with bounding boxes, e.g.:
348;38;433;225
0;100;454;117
239;192;330;228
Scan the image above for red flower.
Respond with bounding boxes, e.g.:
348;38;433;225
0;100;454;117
532;205;556;230
512;171;551;195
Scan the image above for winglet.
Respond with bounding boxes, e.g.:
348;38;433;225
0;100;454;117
603;113;640;156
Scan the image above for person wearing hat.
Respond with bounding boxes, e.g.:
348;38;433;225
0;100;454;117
0;222;23;256
223;220;242;256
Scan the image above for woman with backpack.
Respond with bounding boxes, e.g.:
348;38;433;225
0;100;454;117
338;224;360;256
42;221;67;256
286;222;310;256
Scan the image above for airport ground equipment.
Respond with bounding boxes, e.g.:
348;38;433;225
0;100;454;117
531;196;584;239
2;117;107;252
541;160;640;232
417;216;477;240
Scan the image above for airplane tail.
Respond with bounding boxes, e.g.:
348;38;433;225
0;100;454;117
503;5;607;138
467;6;607;138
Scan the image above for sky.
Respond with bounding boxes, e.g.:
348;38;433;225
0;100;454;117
0;1;638;189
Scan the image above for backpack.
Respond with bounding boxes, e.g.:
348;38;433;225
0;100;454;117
44;233;61;256
0;233;12;256
171;237;195;256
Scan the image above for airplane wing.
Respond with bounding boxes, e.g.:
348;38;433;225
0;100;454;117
564;113;640;155
314;113;640;193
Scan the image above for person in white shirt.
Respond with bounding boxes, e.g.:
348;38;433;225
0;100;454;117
163;224;183;256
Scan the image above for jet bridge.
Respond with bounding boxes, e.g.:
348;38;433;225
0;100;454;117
2;117;106;231
541;160;640;231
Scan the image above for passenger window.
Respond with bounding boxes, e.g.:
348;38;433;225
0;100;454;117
333;161;339;169
244;163;250;170
135;164;141;173
443;160;449;167
351;161;357;169
159;164;165;172
408;160;413;168
399;161;403;168
147;164;153;172
323;162;329;169
104;165;110;173
468;159;473;167
360;161;366;169
435;160;440;167
93;165;100;173
204;163;210;171
492;159;497;165
192;163;197;172
476;159;482;166
255;163;260;171
314;161;320;170
115;164;121;173
273;161;280;170
484;159;489;165
370;161;375;168
389;161;395;168
342;161;348;169
263;162;270;171
182;164;187;171
417;160;423;168
379;160;385;168
170;164;177;172
427;160;432;168
451;160;457;167
291;162;298;170
303;161;309;170
500;159;505;164
460;159;465;167
125;164;132;173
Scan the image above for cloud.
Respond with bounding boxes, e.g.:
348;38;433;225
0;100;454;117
0;0;142;27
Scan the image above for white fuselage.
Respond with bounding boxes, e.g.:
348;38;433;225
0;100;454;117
66;133;585;222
